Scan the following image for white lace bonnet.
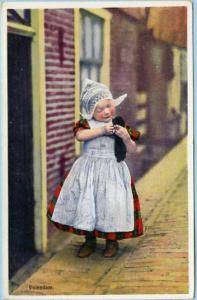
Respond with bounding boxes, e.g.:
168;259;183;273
80;78;127;120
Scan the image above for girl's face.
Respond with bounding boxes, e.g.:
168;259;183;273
93;99;116;122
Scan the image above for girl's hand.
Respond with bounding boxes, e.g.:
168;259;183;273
114;125;137;153
103;123;114;135
114;125;130;140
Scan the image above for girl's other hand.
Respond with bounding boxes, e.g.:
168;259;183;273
114;125;137;153
114;125;130;140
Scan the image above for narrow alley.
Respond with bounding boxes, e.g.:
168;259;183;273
11;138;190;296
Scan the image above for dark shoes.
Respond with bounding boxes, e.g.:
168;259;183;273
77;237;119;258
104;240;119;258
77;238;96;258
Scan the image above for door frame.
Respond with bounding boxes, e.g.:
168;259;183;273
31;10;47;253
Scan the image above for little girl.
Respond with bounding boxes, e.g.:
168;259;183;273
47;79;143;258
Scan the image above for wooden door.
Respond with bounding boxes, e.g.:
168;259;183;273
8;33;36;277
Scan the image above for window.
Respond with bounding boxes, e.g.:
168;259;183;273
80;10;104;88
7;9;31;26
74;8;111;155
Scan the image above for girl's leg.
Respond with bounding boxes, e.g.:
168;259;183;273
77;231;96;258
104;239;119;258
86;231;96;241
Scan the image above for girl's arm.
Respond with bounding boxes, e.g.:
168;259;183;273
123;135;137;154
114;125;137;154
76;123;114;141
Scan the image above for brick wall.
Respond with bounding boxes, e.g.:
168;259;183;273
44;9;75;215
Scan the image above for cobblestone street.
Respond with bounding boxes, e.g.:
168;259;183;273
11;139;191;297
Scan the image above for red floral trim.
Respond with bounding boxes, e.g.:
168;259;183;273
125;124;141;141
73;118;90;136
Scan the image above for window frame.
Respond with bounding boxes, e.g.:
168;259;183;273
74;8;112;156
7;9;31;26
80;9;105;87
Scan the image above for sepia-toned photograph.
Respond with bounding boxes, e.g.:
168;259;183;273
1;0;194;299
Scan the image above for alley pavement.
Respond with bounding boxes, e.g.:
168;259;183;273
11;138;191;296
